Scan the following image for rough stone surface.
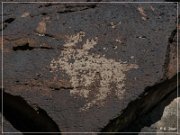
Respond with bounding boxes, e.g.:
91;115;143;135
0;1;178;134
140;98;180;134
139;3;179;134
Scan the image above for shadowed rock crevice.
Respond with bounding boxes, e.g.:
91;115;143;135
28;3;100;17
56;4;97;14
0;90;61;134
100;73;179;134
4;18;15;24
122;88;178;134
13;43;34;51
0;17;16;31
163;28;177;79
13;43;53;51
168;29;177;44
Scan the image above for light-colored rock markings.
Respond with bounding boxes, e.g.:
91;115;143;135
50;32;139;111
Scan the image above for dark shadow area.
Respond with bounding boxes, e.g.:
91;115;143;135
13;43;34;51
100;73;179;134
0;90;61;135
13;43;53;51
4;18;15;24
121;88;178;134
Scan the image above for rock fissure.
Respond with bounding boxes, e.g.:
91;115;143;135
12;43;53;51
100;73;179;133
0;89;61;134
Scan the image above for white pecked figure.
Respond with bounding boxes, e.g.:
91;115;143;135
50;32;139;111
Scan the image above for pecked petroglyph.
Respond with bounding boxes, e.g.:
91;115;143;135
50;32;139;111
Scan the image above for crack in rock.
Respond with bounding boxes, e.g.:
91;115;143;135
163;28;177;79
57;4;97;14
0;17;16;31
0;89;61;134
4;18;15;24
100;73;179;133
4;37;54;51
13;43;53;51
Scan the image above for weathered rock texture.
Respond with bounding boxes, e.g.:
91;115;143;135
138;3;179;134
0;1;179;134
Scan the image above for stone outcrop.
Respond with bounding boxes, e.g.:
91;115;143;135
0;1;179;134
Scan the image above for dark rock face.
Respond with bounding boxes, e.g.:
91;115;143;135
0;1;178;134
0;90;61;134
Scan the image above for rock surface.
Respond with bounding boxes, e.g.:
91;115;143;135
0;1;179;134
140;98;180;134
139;3;179;134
